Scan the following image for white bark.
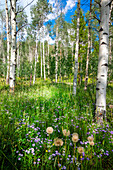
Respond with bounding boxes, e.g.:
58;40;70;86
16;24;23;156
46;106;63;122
33;27;38;84
43;26;46;80
96;0;110;124
73;0;80;95
9;0;16;92
84;0;92;90
55;24;58;83
72;41;74;73
59;42;62;82
29;45;33;63
5;0;10;84
40;40;42;79
47;40;50;76
28;45;33;86
17;33;20;77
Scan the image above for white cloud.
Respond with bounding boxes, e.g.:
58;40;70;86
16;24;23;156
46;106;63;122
19;0;37;23
19;0;77;44
47;0;77;21
49;0;55;6
63;0;77;14
19;0;77;22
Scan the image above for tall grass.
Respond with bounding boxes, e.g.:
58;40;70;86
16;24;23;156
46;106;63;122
0;78;113;170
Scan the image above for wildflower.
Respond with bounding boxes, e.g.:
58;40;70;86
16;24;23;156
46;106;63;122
87;136;94;142
30;148;34;153
100;149;104;152
72;133;79;143
77;147;84;154
89;141;94;146
72;133;78;137
58;164;61;167
46;127;53;134
76;161;81;166
54;138;63;146
62;166;66;169
62;129;70;136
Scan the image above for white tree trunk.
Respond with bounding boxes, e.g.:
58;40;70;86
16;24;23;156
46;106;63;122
55;25;58;83
43;26;46;80
17;33;20;77
29;45;33;86
40;40;42;79
73;0;80;95
47;41;50;77
96;0;110;124
85;30;90;88
84;0;92;90
9;0;16;92
5;0;10;84
59;42;62;82
33;27;38;84
72;41;74;73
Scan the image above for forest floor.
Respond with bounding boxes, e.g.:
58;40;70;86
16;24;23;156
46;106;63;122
0;78;113;170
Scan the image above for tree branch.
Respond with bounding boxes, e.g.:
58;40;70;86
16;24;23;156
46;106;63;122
16;23;29;34
93;15;100;24
105;0;113;7
16;0;34;14
95;0;101;7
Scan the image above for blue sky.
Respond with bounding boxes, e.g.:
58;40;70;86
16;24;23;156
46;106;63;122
20;0;92;23
0;0;92;44
18;0;92;44
0;0;92;24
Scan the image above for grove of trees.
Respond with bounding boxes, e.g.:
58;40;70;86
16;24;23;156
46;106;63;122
0;0;113;169
0;0;113;125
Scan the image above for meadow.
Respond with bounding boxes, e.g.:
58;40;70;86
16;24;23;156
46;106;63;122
0;78;113;170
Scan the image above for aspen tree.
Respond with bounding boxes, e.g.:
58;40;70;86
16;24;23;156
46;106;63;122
84;0;92;90
9;0;16;92
5;0;10;84
73;0;80;95
96;0;112;124
33;26;38;84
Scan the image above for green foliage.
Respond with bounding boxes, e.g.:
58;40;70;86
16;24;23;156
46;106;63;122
16;5;28;33
30;0;52;28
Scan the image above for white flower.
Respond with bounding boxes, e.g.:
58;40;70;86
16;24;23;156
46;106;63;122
46;127;53;134
54;138;63;146
77;147;84;154
62;129;70;136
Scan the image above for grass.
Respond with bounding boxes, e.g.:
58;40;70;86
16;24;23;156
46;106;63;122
0;78;113;170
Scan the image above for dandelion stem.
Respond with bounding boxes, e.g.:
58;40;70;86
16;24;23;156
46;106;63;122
65;138;66;151
58;146;59;164
73;142;76;163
